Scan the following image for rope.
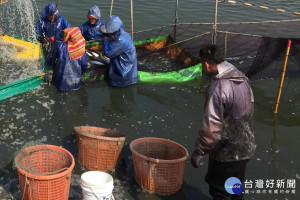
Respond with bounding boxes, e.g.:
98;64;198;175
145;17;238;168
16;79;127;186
223;0;300;17
31;176;36;200
21;173;28;200
133;24;174;34
132;18;300;35
216;30;263;38
175;18;300;25
137;32;211;58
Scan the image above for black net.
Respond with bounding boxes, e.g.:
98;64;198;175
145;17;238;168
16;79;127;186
133;19;300;80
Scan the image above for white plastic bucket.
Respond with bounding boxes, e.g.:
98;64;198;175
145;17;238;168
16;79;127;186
81;171;114;200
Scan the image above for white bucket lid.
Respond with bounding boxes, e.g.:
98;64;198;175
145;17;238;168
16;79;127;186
81;171;114;187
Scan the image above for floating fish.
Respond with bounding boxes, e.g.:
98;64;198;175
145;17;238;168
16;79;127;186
86;49;110;65
88;60;106;66
91;51;99;58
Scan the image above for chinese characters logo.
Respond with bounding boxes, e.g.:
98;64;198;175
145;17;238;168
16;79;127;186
225;177;244;194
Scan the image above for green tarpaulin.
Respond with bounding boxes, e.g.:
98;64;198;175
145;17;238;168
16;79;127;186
0;74;44;101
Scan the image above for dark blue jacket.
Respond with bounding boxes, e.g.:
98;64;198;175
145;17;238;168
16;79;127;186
103;29;138;87
36;3;71;41
79;5;105;41
47;42;88;91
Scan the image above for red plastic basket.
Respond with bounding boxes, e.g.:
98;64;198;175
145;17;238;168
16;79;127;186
75;126;126;172
14;144;75;200
130;137;189;195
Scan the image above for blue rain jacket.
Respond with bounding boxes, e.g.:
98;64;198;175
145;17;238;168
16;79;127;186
36;3;71;41
47;42;88;91
79;5;105;41
103;29;138;87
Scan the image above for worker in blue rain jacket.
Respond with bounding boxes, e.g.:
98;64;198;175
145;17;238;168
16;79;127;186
46;27;87;92
79;5;105;41
35;2;71;44
101;15;138;87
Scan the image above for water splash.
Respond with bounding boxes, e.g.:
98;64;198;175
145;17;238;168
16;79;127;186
0;0;38;41
0;0;42;86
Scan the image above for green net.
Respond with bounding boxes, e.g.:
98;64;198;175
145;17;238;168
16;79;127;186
0;35;45;101
1;32;202;101
0;74;44;101
84;34;202;83
138;63;202;83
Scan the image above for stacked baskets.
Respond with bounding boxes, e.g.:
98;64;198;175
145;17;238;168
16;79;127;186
75;126;126;172
130;137;189;195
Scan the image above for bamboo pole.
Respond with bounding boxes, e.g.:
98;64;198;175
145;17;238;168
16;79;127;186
212;0;218;44
274;40;292;114
173;0;179;40
272;115;278;150
110;0;114;17
224;31;228;59
130;0;134;40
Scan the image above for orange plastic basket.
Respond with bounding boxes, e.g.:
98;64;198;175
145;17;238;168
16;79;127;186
75;126;126;172
14;144;75;200
130;137;189;196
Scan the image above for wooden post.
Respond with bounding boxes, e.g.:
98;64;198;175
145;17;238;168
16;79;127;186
110;0;114;17
274;40;292;114
173;0;179;40
212;0;218;44
224;31;228;59
130;0;134;40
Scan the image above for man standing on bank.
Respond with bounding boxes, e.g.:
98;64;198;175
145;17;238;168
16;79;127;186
191;44;255;200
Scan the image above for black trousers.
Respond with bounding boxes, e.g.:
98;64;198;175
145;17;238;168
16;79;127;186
205;159;249;200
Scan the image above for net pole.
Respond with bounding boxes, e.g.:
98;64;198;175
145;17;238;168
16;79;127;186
173;0;179;40
50;0;61;69
110;0;114;17
274;40;291;114
224;31;228;59
212;0;218;44
272;115;278;150
130;0;134;40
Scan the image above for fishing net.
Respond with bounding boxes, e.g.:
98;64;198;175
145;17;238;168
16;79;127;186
0;34;46;101
132;19;300;81
2;18;300;100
